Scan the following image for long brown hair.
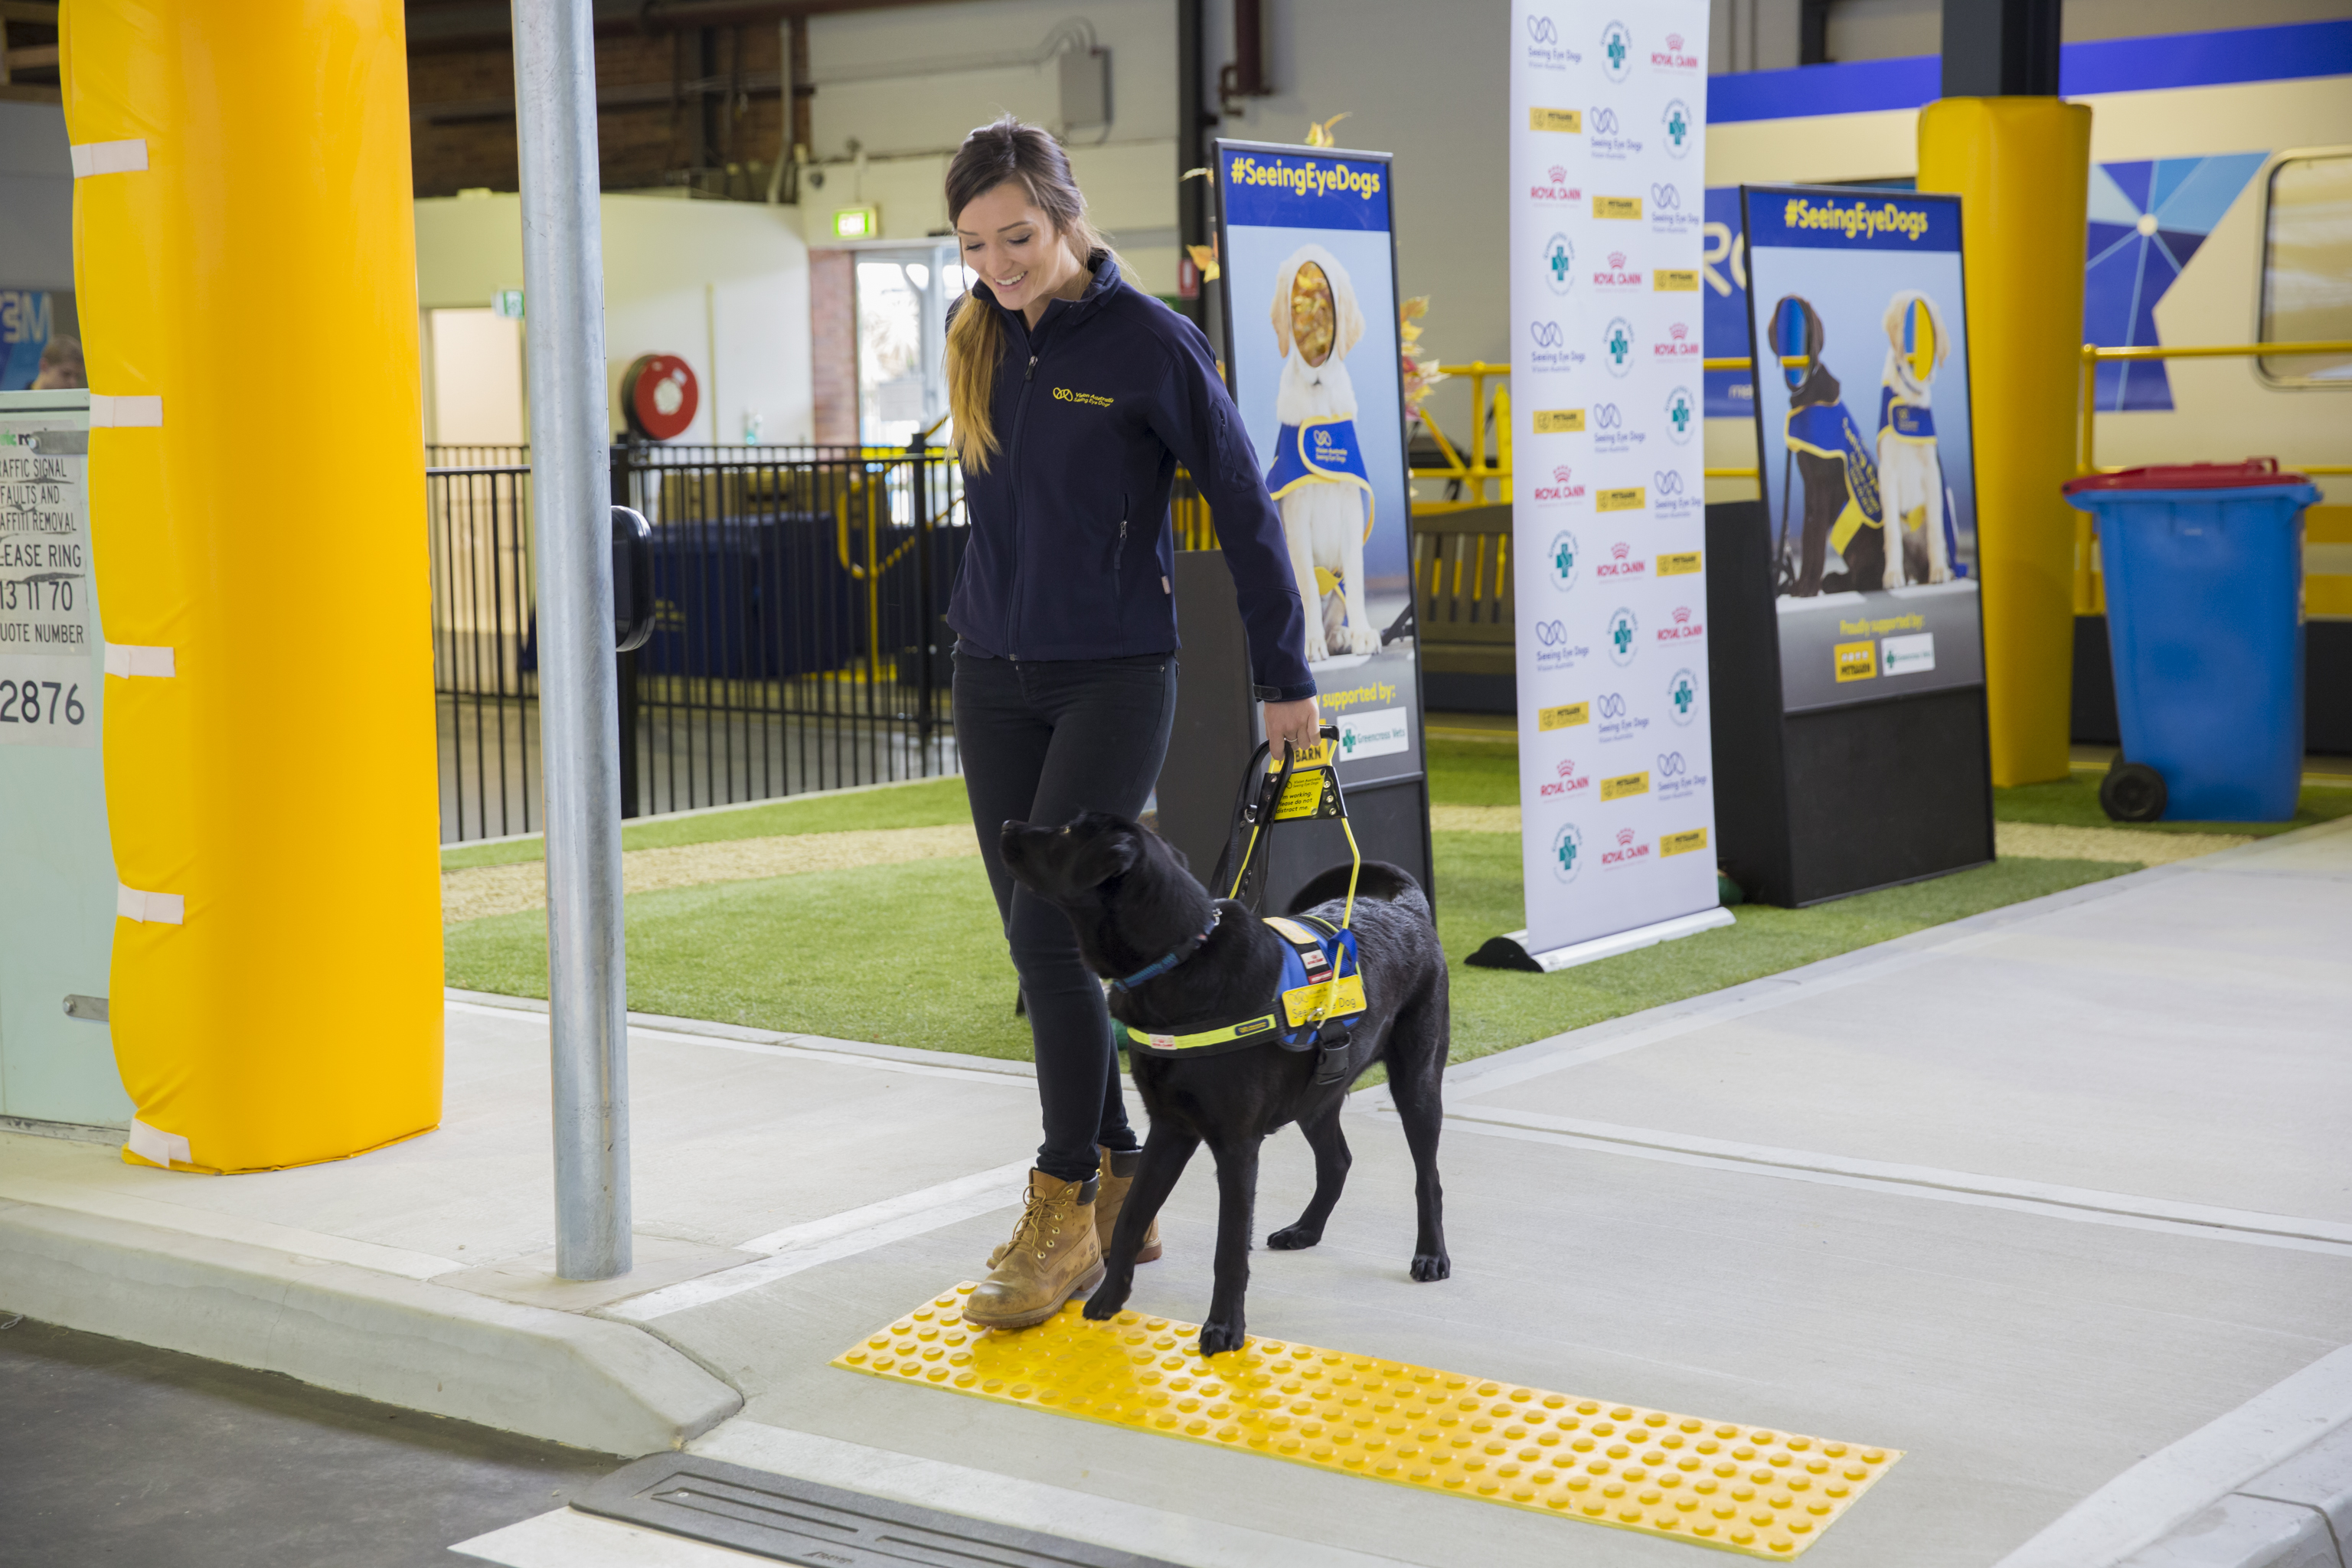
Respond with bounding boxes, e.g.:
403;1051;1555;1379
944;117;1109;471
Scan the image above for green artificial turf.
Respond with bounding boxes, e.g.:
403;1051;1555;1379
1992;769;2352;838
439;776;971;870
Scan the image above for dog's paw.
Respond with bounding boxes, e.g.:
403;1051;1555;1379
1344;625;1382;655
1409;1252;1451;1282
1266;1223;1323;1250
1197;1317;1246;1357
1082;1282;1131;1321
1303;632;1331;665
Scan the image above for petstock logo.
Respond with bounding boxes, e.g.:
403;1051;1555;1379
1551;821;1585;884
1668;667;1699;724
1546;528;1579;590
1530;318;1582;373
1539;755;1592;799
1601;19;1632;80
1652;30;1700;70
1607;606;1639;665
1530;164;1582;203
1602;824;1652;868
1544;234;1576;295
1655;321;1699;359
1534;464;1587;505
1596;540;1646;580
1524;11;1581;67
1602;317;1635;377
1664;387;1696;443
1656;603;1704;643
1595;250;1642;289
1662;99;1693;157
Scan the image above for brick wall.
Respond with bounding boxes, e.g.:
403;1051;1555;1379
809;250;858;445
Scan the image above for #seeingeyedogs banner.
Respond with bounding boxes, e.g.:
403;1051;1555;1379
1507;2;1726;964
1214;141;1424;792
1740;185;1988;713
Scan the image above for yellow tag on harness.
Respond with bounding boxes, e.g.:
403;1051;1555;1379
1282;973;1366;1027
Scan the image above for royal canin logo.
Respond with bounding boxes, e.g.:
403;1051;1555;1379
1654;322;1700;357
1655;604;1704;641
1530;165;1583;202
1596;541;1648;579
1539;756;1592;798
1651;32;1700;70
1534;463;1586;503
1602;825;1652;866
1592;249;1643;288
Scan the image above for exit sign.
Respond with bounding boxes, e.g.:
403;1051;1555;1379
492;289;524;319
831;205;880;240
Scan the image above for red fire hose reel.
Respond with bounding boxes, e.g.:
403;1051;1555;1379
620;353;699;441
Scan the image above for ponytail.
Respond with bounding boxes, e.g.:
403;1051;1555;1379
943;116;1112;472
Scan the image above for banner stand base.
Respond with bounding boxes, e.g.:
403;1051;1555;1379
1465;906;1736;974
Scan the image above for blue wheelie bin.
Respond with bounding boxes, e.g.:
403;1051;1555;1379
2063;459;2321;822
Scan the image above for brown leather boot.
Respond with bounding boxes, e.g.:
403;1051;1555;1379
1095;1145;1162;1263
964;1170;1105;1331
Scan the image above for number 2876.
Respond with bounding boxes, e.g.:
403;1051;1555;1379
0;681;85;725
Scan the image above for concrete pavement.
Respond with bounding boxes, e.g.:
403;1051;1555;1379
3;818;2348;1566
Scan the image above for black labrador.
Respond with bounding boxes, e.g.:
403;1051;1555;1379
999;811;1450;1357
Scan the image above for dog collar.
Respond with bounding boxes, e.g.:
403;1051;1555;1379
1108;909;1223;991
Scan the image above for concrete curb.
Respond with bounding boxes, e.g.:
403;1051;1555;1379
0;1197;742;1456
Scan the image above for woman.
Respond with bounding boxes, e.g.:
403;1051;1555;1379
944;117;1321;1330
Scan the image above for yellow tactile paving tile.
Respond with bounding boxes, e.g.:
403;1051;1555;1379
835;1284;1902;1558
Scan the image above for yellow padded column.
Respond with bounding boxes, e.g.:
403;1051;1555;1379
63;0;443;1172
1918;97;2091;787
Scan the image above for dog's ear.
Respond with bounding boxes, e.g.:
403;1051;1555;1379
1883;296;1905;351
1328;255;1366;359
1271;257;1297;358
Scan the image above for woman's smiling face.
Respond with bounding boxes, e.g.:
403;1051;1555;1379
956;181;1081;318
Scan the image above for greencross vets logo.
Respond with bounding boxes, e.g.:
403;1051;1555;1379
1661;98;1693;157
1602;316;1635;377
1551;821;1584;884
1601;19;1632;80
1544;233;1576;295
1664;385;1695;443
1607;606;1640;665
1668;667;1698;724
1548;528;1580;592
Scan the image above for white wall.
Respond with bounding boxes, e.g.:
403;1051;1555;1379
414;194;815;446
0;99;74;291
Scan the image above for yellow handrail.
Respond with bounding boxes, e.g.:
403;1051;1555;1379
2078;340;2352;478
1412;361;1513;511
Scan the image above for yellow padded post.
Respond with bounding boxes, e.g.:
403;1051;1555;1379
1917;97;2091;787
63;1;443;1172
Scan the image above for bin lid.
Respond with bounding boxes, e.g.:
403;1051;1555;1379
2063;458;2309;495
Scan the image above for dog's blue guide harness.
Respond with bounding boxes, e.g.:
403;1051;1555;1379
1112;732;1368;1086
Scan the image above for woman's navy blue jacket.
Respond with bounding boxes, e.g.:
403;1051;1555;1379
946;254;1317;702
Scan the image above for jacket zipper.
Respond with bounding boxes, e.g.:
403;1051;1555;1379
1003;345;1044;657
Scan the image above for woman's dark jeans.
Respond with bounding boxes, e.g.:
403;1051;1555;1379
953;649;1179;1182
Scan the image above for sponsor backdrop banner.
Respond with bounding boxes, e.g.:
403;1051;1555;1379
1509;2;1720;958
1216;140;1425;788
1740;185;1986;713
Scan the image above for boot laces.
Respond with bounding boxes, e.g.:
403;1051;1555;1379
1008;1181;1072;1260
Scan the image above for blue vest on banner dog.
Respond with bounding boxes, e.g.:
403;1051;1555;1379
1785;398;1886;555
1266;416;1375;542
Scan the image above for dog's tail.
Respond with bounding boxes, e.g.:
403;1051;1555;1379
1285;860;1428;920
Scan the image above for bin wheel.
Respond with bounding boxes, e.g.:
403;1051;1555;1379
2100;761;2167;823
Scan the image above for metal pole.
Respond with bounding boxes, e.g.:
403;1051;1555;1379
513;0;632;1281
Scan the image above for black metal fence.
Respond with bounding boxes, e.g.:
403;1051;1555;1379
429;443;969;843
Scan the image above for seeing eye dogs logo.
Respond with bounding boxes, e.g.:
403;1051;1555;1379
1552;821;1584;883
1601;19;1632;80
1535;619;1569;646
1662;99;1693;157
1650;182;1682;211
1547;530;1579;591
1530;321;1566;349
1602;318;1635;376
1592;403;1623;429
1654;470;1685;496
1658;750;1688;779
1598;692;1627;718
1544;234;1576;294
1668;668;1699;724
1607;607;1639;665
1665;387;1695;443
1591;107;1621;136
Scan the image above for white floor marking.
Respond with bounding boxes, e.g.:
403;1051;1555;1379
0;1173;459;1279
608;1161;1034;1322
1994;1343;2352;1567
691;1417;1424;1568
1418;1106;2352;1257
449;1507;777;1566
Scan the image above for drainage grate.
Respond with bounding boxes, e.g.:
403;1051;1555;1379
575;1454;1186;1568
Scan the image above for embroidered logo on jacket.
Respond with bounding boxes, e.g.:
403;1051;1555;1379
1054;387;1114;407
